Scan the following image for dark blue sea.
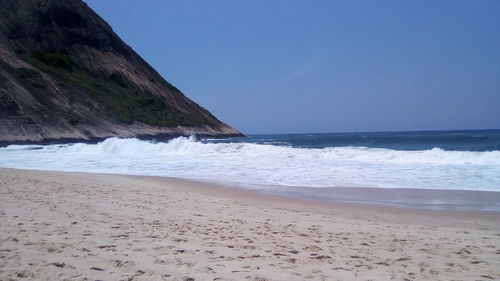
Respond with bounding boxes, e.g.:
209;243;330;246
207;129;500;152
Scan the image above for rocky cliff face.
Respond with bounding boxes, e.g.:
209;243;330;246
0;0;242;144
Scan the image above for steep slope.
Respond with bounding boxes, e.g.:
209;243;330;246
0;0;242;144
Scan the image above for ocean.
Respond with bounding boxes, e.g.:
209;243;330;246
1;129;500;210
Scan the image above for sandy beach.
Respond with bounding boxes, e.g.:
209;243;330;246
0;168;499;281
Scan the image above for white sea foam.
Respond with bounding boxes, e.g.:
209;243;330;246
1;137;499;191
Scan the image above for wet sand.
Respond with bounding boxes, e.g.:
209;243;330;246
213;181;500;212
1;168;499;280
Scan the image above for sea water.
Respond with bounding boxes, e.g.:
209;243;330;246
1;130;499;193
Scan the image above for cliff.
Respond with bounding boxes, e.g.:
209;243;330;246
0;0;242;144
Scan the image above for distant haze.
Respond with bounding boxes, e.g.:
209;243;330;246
85;0;500;134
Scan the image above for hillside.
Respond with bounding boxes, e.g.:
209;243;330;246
0;0;242;144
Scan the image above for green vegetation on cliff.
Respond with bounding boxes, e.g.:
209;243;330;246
26;52;208;127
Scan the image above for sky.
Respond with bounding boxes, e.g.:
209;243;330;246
84;0;500;134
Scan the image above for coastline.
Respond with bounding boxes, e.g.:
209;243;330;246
1;168;499;280
0;132;244;147
205;180;500;213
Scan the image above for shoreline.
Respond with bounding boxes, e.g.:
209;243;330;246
3;166;500;213
202;179;500;213
1;168;499;280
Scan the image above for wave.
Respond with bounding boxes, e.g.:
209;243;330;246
4;136;497;165
1;137;499;191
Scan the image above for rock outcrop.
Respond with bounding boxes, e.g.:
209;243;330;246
0;0;242;144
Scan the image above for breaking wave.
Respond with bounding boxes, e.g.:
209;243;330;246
1;137;500;191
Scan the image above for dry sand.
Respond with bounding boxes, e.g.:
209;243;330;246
0;168;499;281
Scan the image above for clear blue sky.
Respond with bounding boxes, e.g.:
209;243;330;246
85;0;500;134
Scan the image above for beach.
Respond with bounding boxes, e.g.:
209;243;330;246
0;168;499;281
